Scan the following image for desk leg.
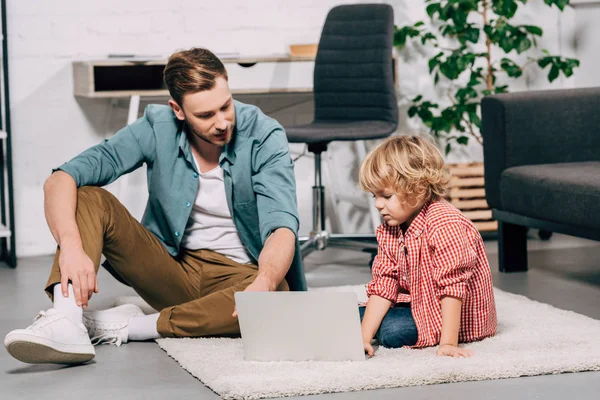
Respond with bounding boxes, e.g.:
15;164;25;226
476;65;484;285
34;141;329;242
116;95;141;204
127;95;141;125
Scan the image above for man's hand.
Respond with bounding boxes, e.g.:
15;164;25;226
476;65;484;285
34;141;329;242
244;273;277;293
436;344;473;358
232;273;276;318
58;244;97;309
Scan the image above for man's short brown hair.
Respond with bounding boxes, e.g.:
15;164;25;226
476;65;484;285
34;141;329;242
163;48;228;106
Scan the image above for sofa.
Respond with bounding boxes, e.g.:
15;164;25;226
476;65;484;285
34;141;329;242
481;87;600;272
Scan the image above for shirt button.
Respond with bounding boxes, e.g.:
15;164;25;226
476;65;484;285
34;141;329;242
175;231;181;237
185;201;191;207
193;172;198;178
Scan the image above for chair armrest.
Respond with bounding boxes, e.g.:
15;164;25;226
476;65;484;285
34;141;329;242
481;87;600;209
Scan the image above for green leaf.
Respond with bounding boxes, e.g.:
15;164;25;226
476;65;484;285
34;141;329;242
523;25;543;36
457;136;469;145
456;87;478;101
413;95;423;102
493;0;519;19
394;29;407;48
408;106;418;118
469;111;482;129
500;58;523;78
467;69;482;86
537;56;553;68
517;38;532;53
548;65;560;82
462;25;480;44
426;3;442;18
428;52;444;73
421;32;438;45
483;24;494;38
562;67;573;78
544;0;569;11
445;143;452;155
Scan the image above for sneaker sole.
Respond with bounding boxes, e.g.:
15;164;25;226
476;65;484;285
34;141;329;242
5;334;95;365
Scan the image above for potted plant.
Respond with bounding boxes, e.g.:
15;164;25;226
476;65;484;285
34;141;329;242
394;0;578;232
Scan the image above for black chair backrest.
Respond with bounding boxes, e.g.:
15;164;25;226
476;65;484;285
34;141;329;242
313;4;397;124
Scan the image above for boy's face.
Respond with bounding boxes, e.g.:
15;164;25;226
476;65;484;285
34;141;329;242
373;189;424;229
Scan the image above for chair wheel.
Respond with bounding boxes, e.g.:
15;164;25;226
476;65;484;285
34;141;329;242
539;230;553;240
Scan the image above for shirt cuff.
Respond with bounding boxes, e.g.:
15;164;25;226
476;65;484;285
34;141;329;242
260;211;299;242
440;282;467;300
52;164;81;187
366;280;398;303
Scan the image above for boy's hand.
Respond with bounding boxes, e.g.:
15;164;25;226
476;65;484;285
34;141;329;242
436;344;473;358
363;341;375;356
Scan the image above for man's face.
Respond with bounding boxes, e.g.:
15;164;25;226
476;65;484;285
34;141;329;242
170;77;235;147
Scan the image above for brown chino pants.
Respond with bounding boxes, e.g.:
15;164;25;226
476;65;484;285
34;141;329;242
44;186;288;338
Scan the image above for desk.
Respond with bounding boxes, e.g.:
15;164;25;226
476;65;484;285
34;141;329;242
74;55;315;95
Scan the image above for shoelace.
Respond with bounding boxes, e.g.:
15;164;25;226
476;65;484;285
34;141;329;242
33;311;48;323
28;311;52;334
87;322;125;346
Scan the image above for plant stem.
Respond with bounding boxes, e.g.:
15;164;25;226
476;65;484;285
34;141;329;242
462;116;484;145
482;0;493;91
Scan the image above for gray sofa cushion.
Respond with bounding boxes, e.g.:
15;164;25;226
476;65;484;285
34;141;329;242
500;162;600;229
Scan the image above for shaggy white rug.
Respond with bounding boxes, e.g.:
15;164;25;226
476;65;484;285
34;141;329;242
120;285;600;399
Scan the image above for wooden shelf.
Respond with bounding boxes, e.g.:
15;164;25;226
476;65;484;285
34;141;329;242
73;56;316;99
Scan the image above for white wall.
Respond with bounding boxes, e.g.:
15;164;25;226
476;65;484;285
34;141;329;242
6;0;581;258
569;1;600;88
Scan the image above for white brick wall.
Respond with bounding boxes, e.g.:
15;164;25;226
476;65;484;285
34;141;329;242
5;1;577;258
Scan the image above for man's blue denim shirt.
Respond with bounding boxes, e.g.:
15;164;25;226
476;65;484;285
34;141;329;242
56;100;306;291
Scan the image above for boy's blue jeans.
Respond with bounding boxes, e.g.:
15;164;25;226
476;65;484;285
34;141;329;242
359;303;418;348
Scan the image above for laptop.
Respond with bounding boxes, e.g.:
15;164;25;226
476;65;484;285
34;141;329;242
234;291;365;361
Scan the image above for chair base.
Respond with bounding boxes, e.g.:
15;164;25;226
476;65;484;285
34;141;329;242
299;231;377;259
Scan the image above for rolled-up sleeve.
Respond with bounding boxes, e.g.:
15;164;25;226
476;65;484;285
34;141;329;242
366;228;400;303
251;127;300;243
54;111;155;187
431;222;477;300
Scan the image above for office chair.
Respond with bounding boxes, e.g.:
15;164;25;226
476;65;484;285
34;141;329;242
286;4;398;259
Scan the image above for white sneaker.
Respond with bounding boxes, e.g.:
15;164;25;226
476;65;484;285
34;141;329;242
4;309;95;364
83;304;144;346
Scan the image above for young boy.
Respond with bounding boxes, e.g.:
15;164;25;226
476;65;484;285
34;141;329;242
358;135;497;358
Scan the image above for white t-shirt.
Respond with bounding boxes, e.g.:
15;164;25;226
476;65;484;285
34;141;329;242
181;158;253;264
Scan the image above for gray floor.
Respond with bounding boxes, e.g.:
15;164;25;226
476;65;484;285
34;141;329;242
2;233;600;399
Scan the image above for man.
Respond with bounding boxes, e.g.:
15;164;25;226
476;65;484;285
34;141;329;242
4;48;306;364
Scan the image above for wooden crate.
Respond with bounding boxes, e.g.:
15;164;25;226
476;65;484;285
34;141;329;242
446;162;497;232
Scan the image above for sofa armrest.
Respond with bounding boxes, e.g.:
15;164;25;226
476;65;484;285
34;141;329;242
481;87;600;209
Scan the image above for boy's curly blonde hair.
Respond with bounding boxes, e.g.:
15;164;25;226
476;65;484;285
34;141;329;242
359;135;450;205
